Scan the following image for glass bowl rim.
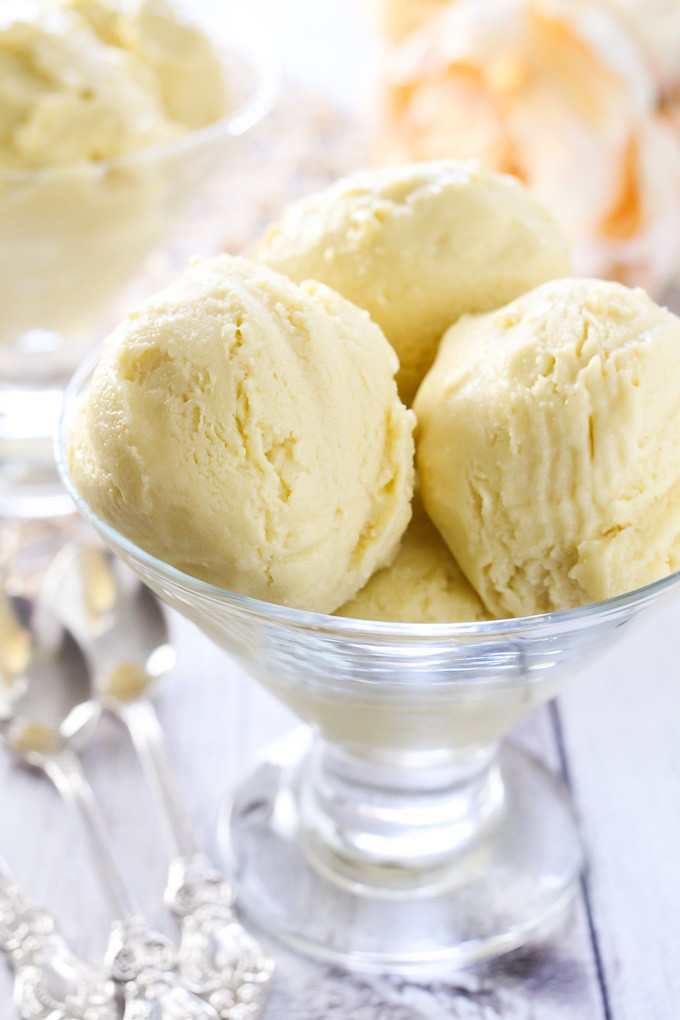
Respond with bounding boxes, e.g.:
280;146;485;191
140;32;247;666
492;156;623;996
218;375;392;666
0;17;280;182
58;349;680;638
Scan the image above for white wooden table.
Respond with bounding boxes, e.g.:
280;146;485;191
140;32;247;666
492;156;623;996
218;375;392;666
1;567;679;1019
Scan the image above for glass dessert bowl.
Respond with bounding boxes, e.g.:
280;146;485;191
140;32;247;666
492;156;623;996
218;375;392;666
58;361;680;974
0;2;278;520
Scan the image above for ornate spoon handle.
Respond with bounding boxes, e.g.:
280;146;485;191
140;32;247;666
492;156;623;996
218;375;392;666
106;916;219;1019
40;748;219;1019
164;853;275;1020
118;701;275;1018
0;868;118;1020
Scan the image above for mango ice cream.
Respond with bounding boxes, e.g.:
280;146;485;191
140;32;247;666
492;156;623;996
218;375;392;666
68;255;415;613
415;277;680;618
66;160;680;623
255;160;571;405
336;497;491;623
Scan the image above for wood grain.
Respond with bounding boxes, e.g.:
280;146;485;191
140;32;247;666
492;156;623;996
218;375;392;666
556;597;680;1020
0;608;623;1019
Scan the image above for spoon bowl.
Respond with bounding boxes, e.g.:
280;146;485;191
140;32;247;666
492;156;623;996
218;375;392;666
43;544;176;704
0;595;100;766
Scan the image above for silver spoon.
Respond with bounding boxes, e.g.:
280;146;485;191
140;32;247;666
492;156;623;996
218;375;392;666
43;545;275;1020
0;851;118;1020
0;593;220;1020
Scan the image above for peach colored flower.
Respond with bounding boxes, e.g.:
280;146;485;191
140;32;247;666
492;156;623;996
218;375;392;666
372;0;452;40
601;0;680;98
377;0;680;295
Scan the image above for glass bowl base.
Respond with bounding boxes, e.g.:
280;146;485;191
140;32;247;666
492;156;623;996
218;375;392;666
217;729;583;974
0;386;74;518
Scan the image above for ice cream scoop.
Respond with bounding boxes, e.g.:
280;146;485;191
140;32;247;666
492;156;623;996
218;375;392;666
65;0;228;131
414;277;680;618
68;254;415;614
336;497;491;622
255;159;570;405
0;0;228;171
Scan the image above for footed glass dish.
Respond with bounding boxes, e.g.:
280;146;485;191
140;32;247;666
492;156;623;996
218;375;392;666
0;1;278;519
58;361;680;973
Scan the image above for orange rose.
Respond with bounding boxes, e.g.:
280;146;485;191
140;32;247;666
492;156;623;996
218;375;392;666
378;0;680;295
601;0;680;98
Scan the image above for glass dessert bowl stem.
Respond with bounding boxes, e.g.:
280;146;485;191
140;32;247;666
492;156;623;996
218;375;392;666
216;688;581;972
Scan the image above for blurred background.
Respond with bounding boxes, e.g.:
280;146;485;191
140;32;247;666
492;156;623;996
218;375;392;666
243;0;680;301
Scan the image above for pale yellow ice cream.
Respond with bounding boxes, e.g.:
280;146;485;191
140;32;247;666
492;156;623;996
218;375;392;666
255;160;571;405
415;277;680;618
64;0;226;131
336;497;491;623
0;0;226;169
0;3;172;170
68;255;416;613
0;0;230;356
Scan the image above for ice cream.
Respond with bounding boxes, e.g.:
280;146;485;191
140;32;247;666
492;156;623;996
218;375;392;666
0;0;227;170
414;277;680;618
255;160;571;405
63;0;227;131
0;0;231;357
336;497;491;622
376;0;680;298
67;255;415;613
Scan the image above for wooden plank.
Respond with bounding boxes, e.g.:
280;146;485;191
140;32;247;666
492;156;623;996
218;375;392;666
1;607;607;1018
556;595;680;1020
166;619;608;1018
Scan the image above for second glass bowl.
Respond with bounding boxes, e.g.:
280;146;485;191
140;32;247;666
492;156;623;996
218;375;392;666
0;1;278;519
